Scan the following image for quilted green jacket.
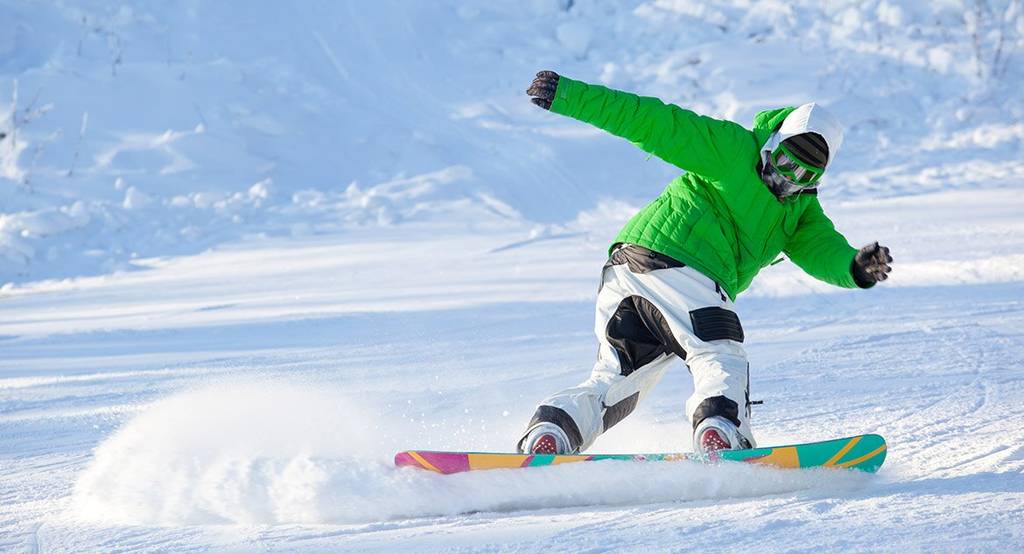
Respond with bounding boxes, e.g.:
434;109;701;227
550;76;859;299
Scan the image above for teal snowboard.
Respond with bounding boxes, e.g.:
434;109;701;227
395;434;887;474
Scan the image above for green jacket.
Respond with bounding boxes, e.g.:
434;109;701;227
550;77;860;299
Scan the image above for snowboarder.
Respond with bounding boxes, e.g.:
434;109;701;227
518;71;892;456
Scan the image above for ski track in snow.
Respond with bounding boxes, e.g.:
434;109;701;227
2;1;1023;552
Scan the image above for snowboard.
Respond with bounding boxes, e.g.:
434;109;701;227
395;433;886;474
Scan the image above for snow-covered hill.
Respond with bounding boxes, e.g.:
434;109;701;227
2;0;1021;283
1;1;1023;552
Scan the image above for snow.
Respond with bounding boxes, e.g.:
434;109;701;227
1;0;1023;552
70;381;870;526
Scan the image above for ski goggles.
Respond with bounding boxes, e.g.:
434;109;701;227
770;143;825;186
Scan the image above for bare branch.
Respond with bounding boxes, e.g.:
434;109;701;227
9;78;18;152
67;112;89;177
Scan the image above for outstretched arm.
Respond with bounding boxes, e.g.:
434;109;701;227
785;198;871;289
527;71;753;181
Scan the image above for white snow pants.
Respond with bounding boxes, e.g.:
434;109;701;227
519;244;754;453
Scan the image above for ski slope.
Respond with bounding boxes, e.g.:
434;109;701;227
2;1;1023;552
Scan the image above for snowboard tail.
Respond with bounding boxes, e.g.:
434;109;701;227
395;434;886;474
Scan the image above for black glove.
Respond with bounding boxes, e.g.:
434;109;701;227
527;70;560;110
851;242;893;288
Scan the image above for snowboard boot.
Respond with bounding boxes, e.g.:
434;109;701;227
694;416;751;457
519;423;571;455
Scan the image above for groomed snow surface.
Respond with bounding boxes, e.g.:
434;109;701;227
2;1;1023;552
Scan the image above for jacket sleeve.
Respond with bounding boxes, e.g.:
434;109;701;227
549;76;753;181
784;198;861;289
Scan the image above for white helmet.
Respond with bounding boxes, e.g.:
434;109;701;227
760;103;844;198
